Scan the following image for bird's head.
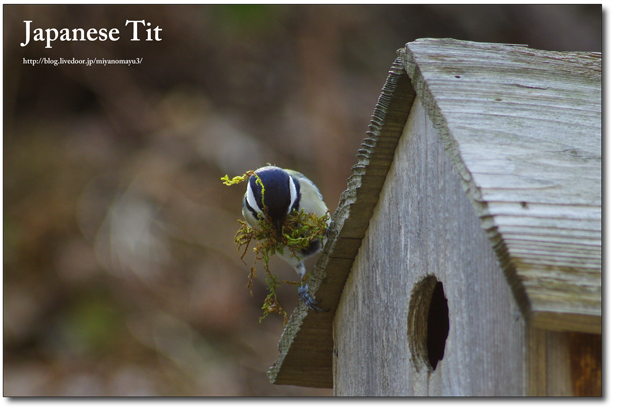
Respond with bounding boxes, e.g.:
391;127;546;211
246;166;298;234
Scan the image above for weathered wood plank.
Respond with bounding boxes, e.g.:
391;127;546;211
269;38;601;391
526;328;601;396
568;332;602;396
267;58;416;387
333;97;527;396
399;38;601;332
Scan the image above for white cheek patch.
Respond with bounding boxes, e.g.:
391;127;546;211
288;175;297;214
246;180;261;214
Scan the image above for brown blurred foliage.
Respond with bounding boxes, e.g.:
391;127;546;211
3;4;601;396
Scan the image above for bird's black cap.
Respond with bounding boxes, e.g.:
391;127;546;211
249;167;293;232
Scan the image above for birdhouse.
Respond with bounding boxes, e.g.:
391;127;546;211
267;38;601;396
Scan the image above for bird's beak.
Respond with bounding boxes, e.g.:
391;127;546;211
275;219;283;236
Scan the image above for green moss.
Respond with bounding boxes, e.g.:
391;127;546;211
223;170;329;324
221;171;254;186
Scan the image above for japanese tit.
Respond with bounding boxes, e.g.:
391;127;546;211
242;166;331;312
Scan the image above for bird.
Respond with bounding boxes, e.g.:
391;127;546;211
242;165;331;312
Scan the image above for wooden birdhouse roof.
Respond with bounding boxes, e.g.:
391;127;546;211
268;38;601;388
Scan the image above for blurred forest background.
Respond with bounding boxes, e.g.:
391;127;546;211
3;4;602;396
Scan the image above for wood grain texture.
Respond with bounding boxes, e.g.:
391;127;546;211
333;97;527;396
268;38;601;390
267;58;416;387
568;332;602;396
399;39;601;333
526;328;601;396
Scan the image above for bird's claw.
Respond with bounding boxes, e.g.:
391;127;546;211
298;284;327;312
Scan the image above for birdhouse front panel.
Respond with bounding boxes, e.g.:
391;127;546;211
333;97;527;396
